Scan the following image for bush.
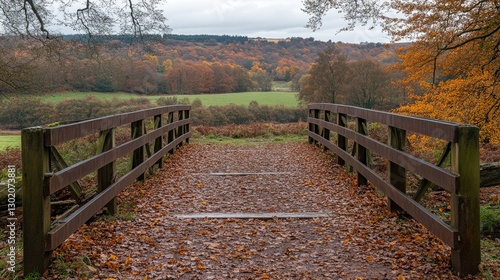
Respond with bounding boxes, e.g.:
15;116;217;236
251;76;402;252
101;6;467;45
481;204;500;234
55;95;112;122
0;96;55;129
190;103;306;126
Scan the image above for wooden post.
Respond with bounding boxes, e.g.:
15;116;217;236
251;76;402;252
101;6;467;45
22;127;51;275
153;114;163;168
131;120;145;181
313;109;320;144
337;113;347;166
97;128;116;215
388;126;407;212
308;108;315;144
356;118;368;186
177;110;185;147
184;109;190;144
323;110;330;151
167;112;175;154
450;126;480;276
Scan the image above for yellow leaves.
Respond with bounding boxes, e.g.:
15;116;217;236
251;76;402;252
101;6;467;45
260;275;270;279
125;256;131;266
365;255;375;261
109;254;117;261
314;227;326;233
201;201;207;206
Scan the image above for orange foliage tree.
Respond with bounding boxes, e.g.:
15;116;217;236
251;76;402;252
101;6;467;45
386;0;500;144
303;0;500;143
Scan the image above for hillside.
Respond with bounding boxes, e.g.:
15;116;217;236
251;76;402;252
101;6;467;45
1;34;407;95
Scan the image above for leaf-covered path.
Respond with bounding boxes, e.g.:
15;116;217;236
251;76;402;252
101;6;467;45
46;142;462;279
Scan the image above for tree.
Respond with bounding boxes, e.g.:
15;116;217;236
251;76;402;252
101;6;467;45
303;0;500;144
0;0;169;39
298;47;349;103
345;59;390;109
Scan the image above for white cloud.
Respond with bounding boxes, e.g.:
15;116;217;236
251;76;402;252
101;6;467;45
164;0;390;43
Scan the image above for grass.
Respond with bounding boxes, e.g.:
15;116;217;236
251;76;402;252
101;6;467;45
39;91;300;107
192;134;307;145
0;135;21;150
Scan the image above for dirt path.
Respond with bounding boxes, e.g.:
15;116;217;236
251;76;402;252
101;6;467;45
45;142;463;279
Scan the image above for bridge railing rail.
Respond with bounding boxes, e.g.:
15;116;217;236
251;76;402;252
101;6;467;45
22;105;191;275
307;103;480;276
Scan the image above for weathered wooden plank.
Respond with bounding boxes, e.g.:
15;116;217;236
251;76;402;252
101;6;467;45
46;120;190;194
309;118;458;193
45;105;190;146
308;130;458;248
309;103;459;142
174;212;330;219
47;133;190;251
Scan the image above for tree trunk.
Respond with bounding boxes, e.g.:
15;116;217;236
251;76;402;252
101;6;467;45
480;162;500;188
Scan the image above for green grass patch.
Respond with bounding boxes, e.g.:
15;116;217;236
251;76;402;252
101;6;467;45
0;135;21;150
39;91;143;102
191;134;307;145
39;91;300;107
174;92;299;107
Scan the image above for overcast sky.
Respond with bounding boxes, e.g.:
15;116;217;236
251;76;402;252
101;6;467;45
164;0;391;43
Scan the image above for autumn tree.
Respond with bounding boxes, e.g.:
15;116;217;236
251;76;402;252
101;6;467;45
0;0;169;39
298;47;349;103
345;59;391;109
303;0;500;144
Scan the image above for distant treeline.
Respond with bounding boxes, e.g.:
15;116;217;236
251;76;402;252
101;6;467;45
0;96;306;129
1;34;402;96
61;34;250;44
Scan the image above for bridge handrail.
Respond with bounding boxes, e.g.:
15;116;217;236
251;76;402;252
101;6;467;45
22;105;191;275
307;103;480;276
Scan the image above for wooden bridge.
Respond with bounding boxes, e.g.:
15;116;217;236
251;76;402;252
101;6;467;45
21;104;481;277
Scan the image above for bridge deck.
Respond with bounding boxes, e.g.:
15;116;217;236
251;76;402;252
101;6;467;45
49;142;459;279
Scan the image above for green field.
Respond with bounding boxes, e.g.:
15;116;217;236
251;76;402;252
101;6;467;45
40;91;300;107
0;135;21;150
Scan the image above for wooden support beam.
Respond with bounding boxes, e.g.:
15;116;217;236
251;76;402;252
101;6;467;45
356;118;368;186
49;147;83;203
97;128;117;215
388;126;406;212
154;114;163;169
131;120;145;182
22;127;51;275
337;113;347;166
450;126;480;276
413;142;451;202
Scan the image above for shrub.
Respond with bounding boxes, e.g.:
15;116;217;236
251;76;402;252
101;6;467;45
480;204;500;234
55;95;112;123
0;96;55;129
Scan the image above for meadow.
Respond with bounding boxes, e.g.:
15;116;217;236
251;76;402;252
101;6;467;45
0;135;20;149
40;91;300;107
1;90;301;149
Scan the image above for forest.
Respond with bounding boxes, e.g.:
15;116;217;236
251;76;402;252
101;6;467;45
0;34;403;96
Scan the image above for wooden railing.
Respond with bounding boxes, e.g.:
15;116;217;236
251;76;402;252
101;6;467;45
307;103;480;276
21;105;191;275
